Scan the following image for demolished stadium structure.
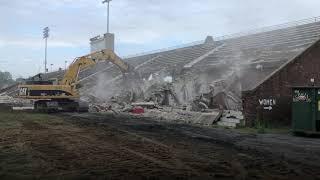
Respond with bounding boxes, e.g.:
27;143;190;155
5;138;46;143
3;17;320;126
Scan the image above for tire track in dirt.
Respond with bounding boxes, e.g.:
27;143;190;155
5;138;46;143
66;113;320;179
65;114;244;178
3;117;202;178
2;112;320;179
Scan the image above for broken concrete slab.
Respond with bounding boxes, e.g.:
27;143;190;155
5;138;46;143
217;110;244;128
0;95;14;104
194;109;223;126
12;106;34;111
136;108;224;126
131;102;157;109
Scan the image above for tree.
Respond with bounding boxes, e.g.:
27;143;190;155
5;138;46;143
15;77;25;83
0;71;14;89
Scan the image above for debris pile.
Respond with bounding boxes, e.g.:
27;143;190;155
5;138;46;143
79;58;246;127
84;74;244;127
0;94;34;110
0;94;14;104
217;110;244;127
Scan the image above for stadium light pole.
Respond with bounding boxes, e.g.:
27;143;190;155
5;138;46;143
43;27;49;74
65;60;68;70
102;0;112;33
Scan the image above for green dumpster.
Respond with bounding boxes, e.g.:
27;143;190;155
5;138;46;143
292;87;320;134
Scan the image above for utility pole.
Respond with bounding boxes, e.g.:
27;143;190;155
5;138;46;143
43;27;49;74
102;0;112;33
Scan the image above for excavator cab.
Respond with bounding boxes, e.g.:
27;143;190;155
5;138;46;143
23;73;51;85
24;80;54;85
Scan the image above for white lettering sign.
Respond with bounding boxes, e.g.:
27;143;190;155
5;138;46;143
264;106;273;111
259;99;277;106
19;88;28;96
259;98;276;111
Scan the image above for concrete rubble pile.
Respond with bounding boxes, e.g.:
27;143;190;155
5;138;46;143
0;94;14;104
218;110;244;128
82;62;246;127
86;73;244;127
173;69;243;111
0;93;34;110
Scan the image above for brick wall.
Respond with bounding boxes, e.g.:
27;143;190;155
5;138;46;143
242;40;320;126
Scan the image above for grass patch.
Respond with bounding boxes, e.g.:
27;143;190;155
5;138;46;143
0;110;66;129
234;117;291;135
236;127;290;135
211;124;290;135
0;110;71;179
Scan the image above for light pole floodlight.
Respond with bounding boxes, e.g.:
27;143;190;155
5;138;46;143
43;27;49;39
43;26;50;73
65;60;68;70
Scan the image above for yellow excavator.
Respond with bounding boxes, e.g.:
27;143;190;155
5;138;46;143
17;49;131;112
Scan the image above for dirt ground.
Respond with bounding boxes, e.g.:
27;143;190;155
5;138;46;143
0;111;320;179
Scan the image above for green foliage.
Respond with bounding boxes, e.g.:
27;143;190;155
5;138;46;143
255;117;271;134
0;71;12;81
15;77;25;83
256;121;266;134
0;71;14;88
236;118;290;134
0;110;66;129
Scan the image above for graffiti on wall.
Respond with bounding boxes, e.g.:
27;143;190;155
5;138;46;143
293;90;311;102
259;98;276;111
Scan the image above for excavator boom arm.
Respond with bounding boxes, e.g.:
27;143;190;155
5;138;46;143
61;49;129;86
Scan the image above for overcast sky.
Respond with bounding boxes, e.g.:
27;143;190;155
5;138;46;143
0;0;319;78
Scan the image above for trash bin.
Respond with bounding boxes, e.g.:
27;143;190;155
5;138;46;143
292;87;320;134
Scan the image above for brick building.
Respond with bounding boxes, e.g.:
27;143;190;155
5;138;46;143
242;40;320;126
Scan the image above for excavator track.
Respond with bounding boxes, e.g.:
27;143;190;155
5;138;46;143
34;100;87;113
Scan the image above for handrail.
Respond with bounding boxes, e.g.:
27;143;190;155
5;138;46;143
123;40;204;59
214;16;320;41
123;16;320;59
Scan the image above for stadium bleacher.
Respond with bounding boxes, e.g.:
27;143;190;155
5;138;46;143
4;17;320;97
